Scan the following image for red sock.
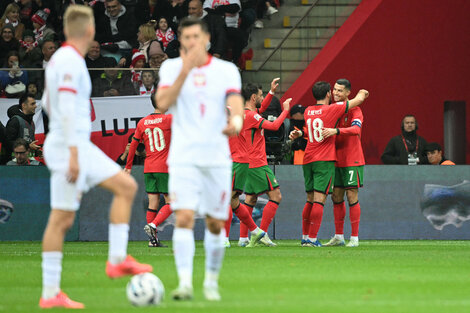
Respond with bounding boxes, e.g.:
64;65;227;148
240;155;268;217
308;202;324;238
239;204;254;238
234;203;258;232
224;207;233;237
349;202;361;237
146;208;157;224
333;201;346;235
260;200;279;232
302;202;313;236
151;204;172;227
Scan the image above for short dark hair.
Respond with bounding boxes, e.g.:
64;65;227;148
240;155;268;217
312;81;331;100
424;142;442;152
242;83;261;101
19;93;35;108
336;78;351;90
13;138;29;150
178;17;209;35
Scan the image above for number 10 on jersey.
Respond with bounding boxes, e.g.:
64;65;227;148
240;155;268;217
145;127;166;152
306;118;324;142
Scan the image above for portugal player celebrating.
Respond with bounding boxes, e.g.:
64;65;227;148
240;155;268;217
242;83;292;246
290;81;368;247
322;79;365;247
125;96;172;248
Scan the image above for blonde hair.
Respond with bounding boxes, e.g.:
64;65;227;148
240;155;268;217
139;21;157;43
1;3;20;24
63;5;94;38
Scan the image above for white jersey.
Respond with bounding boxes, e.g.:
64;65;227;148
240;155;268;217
42;44;92;145
158;55;241;167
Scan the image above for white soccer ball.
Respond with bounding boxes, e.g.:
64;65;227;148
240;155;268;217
126;273;165;306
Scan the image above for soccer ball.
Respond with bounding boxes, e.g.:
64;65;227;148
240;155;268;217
126;273;165;306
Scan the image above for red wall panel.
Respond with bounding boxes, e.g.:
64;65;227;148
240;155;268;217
283;0;470;164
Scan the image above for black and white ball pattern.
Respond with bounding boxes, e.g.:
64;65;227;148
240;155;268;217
126;273;165;306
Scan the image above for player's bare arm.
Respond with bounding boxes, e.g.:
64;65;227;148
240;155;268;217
348;89;369;109
223;93;244;136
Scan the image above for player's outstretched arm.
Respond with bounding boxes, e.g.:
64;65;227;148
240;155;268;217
223;94;244;136
258;77;280;114
261;98;292;131
348;89;369;109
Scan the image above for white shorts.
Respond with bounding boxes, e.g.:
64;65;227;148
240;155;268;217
169;165;231;220
44;138;121;211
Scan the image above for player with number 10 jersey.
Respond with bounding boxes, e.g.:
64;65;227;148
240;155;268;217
126;104;172;247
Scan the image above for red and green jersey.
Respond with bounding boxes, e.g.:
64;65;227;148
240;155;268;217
228;93;274;164
335;106;365;167
242;107;288;168
126;113;172;173
303;101;349;164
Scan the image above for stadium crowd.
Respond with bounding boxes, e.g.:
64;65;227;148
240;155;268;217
0;0;282;98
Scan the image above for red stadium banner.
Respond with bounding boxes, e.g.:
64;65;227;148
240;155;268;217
0;96;155;160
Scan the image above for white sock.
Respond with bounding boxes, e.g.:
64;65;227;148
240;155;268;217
108;224;129;265
350;236;359;241
239;237;248;241
204;229;226;288
302;234;308;240
173;227;195;288
335;234;344;240
308;237;317;242
42;251;63;299
250;227;262;236
149;223;156;229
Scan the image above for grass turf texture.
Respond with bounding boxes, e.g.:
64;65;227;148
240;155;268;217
1;241;470;313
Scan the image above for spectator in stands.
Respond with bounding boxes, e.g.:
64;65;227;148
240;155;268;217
130;49;146;90
2;94;38;164
40;39;56;68
96;0;137;56
116;132;145;166
147;40;167;76
136;20;157;62
204;0;245;65
381;115;428;165
0;3;25;41
27;82;41;99
166;0;188;29
32;8;56;47
254;0;278;29
155;16;175;50
92;57;137;97
16;0;39;30
85;40;116;81
134;0;171;26
424;142;455;165
6;138;41;165
188;0;227;59
289;104;307;165
19;29;42;68
0;24;20;67
139;69;156;95
0;51;29;96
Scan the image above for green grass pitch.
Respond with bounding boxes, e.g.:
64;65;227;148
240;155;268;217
1;240;470;313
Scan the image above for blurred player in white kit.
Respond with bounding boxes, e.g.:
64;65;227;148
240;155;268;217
156;17;244;301
39;5;152;309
